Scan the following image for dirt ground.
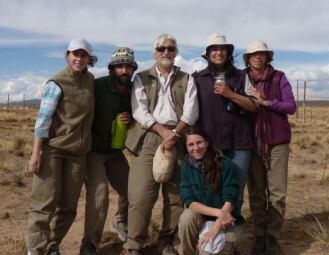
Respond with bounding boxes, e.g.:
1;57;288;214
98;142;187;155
0;107;329;255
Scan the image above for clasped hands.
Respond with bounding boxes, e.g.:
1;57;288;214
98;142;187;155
198;209;235;249
160;128;178;152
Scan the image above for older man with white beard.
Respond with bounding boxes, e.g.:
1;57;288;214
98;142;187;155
124;33;199;255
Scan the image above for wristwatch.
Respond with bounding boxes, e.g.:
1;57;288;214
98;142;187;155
172;129;181;137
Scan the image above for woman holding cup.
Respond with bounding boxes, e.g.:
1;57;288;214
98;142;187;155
193;34;257;217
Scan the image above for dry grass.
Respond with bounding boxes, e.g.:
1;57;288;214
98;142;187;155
11;174;25;187
10;132;28;156
319;170;329;185
291;171;306;180
0;154;13;172
0;215;26;255
295;134;319;149
307;217;329;255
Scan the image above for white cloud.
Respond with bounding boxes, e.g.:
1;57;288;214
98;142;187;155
1;56;329;102
0;73;47;102
285;64;329;100
175;55;207;73
1;0;329;51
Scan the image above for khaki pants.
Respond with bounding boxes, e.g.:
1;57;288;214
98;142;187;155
247;144;289;239
26;145;86;255
178;209;243;255
125;132;184;250
83;151;129;246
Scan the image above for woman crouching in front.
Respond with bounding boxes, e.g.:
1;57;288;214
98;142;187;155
178;127;244;255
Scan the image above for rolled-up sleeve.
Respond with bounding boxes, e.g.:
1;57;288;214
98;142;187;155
35;81;62;138
268;74;296;114
131;75;157;129
180;75;199;126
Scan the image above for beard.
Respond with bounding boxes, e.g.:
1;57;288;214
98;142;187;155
159;58;174;69
113;73;132;86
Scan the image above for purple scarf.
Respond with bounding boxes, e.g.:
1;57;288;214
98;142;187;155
247;65;282;167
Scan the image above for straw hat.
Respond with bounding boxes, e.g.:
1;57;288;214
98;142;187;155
202;33;234;59
243;40;274;63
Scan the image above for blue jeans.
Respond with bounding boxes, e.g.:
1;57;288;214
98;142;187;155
225;149;252;213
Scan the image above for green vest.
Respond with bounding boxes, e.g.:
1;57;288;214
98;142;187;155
47;66;94;155
126;65;189;155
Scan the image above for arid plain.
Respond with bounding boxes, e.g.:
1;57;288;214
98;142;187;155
0;106;329;255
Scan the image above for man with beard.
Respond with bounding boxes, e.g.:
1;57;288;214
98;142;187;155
124;34;198;255
80;48;138;255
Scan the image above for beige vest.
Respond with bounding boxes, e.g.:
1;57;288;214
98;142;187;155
126;65;189;155
47;66;94;155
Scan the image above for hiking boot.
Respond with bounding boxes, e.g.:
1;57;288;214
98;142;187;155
266;235;284;255
162;243;179;255
47;245;61;255
251;236;266;255
80;239;99;255
110;221;128;241
127;249;142;255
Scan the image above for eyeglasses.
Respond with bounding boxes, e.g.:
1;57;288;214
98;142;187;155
156;46;176;53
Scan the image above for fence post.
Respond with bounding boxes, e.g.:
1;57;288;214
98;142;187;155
6;94;9;112
310;107;312;121
296;80;299;119
23;93;25;110
303;81;306;123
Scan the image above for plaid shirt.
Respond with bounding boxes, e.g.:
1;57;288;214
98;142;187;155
35;81;62;138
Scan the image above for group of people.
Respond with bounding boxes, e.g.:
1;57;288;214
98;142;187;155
25;33;296;255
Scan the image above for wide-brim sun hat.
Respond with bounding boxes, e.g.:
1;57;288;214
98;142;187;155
67;38;93;56
243;39;274;63
201;33;234;60
108;47;138;70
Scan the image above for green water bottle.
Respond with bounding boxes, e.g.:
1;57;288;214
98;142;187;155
111;117;127;149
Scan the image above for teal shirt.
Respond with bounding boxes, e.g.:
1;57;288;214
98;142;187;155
91;75;131;153
180;157;244;224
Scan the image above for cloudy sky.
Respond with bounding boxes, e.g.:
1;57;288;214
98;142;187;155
1;0;329;102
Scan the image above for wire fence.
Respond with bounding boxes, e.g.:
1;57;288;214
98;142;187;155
1;78;329;122
0;94;39;112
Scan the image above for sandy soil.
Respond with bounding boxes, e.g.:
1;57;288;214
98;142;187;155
1;108;329;255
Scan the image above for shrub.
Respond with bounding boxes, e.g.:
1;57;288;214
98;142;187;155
307;217;329;255
10;133;28;156
0;215;26;255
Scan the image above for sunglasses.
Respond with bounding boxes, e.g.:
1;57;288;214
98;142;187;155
156;46;176;53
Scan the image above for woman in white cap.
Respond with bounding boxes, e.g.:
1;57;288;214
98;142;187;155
25;38;97;255
243;40;296;255
193;34;257;218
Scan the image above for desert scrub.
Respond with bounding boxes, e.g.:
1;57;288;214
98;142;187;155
0;215;26;255
319;170;329;185
297;135;312;149
307;217;329;255
10;132;28;156
0;154;12;171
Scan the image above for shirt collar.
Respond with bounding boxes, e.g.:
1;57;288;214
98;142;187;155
155;65;174;78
